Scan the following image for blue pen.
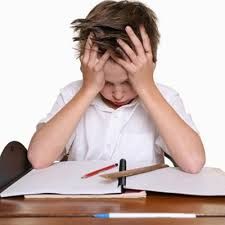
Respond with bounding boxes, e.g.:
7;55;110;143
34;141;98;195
94;213;197;218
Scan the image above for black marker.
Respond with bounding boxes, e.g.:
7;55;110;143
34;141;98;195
118;158;126;193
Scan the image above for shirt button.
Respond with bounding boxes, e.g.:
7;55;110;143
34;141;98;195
107;143;111;148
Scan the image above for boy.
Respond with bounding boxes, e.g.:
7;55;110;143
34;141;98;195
28;0;205;173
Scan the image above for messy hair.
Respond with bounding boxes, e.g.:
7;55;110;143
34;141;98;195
71;0;160;63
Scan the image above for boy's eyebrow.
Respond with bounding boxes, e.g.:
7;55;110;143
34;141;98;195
105;79;129;84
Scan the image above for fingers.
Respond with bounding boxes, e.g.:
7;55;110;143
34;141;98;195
110;53;136;74
81;33;101;68
95;49;111;71
116;25;151;65
117;39;137;63
140;24;153;58
82;33;93;64
88;44;98;66
118;48;131;63
124;26;145;56
80;32;111;73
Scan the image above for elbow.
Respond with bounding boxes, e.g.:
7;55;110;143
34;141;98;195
183;150;206;174
185;159;205;174
181;134;206;174
28;148;52;169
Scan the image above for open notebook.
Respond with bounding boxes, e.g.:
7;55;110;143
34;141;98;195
1;160;225;198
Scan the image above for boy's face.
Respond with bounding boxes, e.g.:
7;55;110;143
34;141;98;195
100;59;138;109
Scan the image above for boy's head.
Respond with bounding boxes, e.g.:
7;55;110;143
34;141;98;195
71;0;160;108
71;0;160;63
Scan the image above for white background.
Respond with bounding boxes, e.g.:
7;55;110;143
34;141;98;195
0;0;224;170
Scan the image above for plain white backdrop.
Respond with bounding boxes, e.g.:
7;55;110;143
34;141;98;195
0;0;224;170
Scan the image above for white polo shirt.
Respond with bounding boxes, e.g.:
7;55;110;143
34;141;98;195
39;80;198;164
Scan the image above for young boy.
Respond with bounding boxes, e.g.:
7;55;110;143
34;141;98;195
28;0;205;173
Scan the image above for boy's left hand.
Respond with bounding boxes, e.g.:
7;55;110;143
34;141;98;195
111;25;155;94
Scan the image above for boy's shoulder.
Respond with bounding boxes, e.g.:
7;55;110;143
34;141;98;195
60;80;83;95
57;80;83;103
156;82;179;103
61;80;83;92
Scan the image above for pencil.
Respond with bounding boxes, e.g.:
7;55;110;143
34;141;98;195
81;163;118;179
100;163;169;179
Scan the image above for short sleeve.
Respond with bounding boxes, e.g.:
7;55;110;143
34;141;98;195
37;81;83;154
38;93;65;125
155;93;199;155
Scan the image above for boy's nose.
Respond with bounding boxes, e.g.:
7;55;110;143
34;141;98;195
112;88;124;100
113;94;123;101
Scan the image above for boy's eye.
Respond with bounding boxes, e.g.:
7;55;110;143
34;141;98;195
105;82;113;86
122;81;130;85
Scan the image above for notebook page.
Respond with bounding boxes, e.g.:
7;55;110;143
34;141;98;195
1;161;121;197
125;167;225;196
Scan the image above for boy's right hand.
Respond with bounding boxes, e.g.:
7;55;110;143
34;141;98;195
80;33;110;94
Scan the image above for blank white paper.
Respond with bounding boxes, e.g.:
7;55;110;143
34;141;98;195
126;167;225;196
1;161;121;197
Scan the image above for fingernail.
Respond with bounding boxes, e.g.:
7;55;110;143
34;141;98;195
125;26;131;31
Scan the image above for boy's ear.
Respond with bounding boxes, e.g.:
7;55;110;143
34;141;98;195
79;56;82;63
153;62;156;71
79;55;83;72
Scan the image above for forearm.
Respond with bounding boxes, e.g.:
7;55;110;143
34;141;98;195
138;84;205;173
28;87;97;168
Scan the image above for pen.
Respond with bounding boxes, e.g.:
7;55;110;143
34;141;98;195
81;163;118;178
94;213;197;218
118;159;126;192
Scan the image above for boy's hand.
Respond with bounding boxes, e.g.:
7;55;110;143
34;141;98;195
111;25;155;94
80;33;110;94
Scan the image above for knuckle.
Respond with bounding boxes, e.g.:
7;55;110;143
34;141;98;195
136;42;142;48
93;66;99;72
94;66;100;72
87;63;94;69
82;60;88;66
130;52;136;58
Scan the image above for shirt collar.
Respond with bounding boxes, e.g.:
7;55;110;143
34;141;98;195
91;94;140;112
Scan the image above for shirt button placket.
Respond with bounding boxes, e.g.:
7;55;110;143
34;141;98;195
102;112;120;159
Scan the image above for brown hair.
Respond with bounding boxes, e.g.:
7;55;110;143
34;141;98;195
71;0;160;63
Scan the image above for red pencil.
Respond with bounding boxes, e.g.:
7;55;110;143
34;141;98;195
81;163;118;179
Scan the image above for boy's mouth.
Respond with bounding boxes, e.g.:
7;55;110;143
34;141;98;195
113;100;129;106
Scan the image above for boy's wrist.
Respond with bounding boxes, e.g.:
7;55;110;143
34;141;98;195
79;86;99;99
136;83;158;98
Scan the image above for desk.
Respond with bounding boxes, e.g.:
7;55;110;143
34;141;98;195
0;192;225;225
